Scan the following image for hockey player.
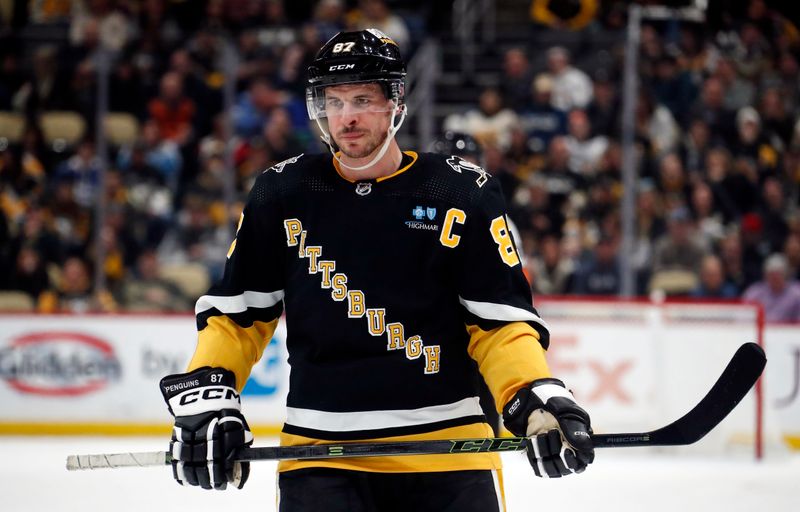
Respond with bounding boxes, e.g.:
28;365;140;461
159;29;594;510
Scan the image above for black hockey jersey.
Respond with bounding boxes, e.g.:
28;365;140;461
188;151;552;473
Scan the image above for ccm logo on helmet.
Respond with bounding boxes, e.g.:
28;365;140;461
329;64;356;71
179;386;240;405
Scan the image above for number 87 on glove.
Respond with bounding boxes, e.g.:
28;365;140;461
160;367;254;490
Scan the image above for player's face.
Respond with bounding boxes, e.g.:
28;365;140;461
324;83;394;159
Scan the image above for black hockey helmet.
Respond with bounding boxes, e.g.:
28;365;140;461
306;28;407;120
430;131;482;159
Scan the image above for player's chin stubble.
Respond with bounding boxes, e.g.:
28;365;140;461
336;130;387;159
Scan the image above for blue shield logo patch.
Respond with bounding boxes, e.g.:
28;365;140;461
426;207;437;220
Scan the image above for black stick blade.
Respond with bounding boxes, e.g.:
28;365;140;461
592;342;766;448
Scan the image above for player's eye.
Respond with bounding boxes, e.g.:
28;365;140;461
326;98;343;110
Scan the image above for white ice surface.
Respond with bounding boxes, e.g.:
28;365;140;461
4;436;799;512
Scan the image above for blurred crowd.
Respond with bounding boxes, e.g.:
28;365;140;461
1;0;800;321
443;0;800;322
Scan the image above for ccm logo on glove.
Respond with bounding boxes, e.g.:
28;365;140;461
177;387;240;405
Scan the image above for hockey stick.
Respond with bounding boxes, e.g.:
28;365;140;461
66;342;766;471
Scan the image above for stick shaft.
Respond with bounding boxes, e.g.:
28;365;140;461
66;342;765;471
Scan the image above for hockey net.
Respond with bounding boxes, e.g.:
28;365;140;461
534;297;768;459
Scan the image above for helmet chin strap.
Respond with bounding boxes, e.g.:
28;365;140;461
316;105;407;172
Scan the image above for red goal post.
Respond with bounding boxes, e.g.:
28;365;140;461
534;297;765;459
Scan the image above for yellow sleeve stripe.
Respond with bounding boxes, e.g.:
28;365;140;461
466;322;551;412
187;316;278;392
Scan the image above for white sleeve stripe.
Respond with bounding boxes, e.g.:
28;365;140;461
195;290;285;315
532;383;574;404
286;397;483;432
458;297;549;328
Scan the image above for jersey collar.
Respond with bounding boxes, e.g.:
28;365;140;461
332;151;419;183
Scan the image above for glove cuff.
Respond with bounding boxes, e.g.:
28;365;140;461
160;367;241;417
502;378;569;437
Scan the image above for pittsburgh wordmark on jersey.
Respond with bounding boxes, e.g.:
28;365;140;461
284;217;441;375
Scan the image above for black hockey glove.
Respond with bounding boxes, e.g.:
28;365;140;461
160;367;253;490
503;378;594;478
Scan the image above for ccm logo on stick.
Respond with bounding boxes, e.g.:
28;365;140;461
179;387;240;405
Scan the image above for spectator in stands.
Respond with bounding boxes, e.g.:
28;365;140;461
719;230;747;292
546;46;593;111
117;119;183;191
530;233;574;295
10;205;63;267
740;212;771;289
731;21;772;80
570;233;621;296
236;28;277;91
743;253;800;322
2;124;48;206
500;47;535;112
483;141;521;203
769;51;800;106
69;58;98;128
690;180;726;245
715;55;756;112
0;52;23;110
537;136;584;212
759;87;794;146
38;255;116;313
48;178;92;255
109;54;147;117
11;45;71;114
28;0;75;23
689;76;737;145
120;144;173;250
651;51;697;127
252;0;296;52
259;106;307;163
54;138;101;209
5;245;51;301
691;254;739;298
656;153;691;212
353;0;411;53
147;71;196;147
632;180;666;294
516;176;565;240
169;48;219;137
120;249;191;312
650;207;709;292
232;77;308;140
443;87;519;151
732;106;781;177
585;72;619;138
757;177;790;254
312;0;346;42
69;0;133;52
138;0;184;50
637;91;680;158
518;73;567;155
564;109;608;176
679;118;714;175
278;22;323;97
704;147;758;222
157;191;231;280
783;233;800;280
